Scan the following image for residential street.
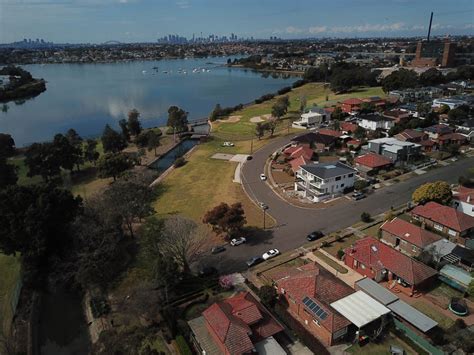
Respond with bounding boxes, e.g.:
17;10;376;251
205;133;474;274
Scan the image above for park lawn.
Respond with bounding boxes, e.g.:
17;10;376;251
10;157;43;186
0;253;21;336
347;332;417;355
153;140;274;228
412;301;454;330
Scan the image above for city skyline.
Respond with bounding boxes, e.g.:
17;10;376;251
1;0;473;44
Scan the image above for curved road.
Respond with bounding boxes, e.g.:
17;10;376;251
208;134;474;273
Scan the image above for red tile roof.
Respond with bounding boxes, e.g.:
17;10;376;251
453;186;474;204
269;263;354;332
318;128;342;138
411;201;474;232
289;145;314;160
340;122;358;133
202;292;283;355
355;153;392;169
345;237;437;286
347;139;361;146
342;98;363;105
381;217;441;248
290;156;308;173
395;129;425;141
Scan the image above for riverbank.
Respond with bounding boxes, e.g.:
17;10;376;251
227;63;304;76
0;79;46;103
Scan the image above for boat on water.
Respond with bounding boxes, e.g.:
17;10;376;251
142;70;147;74
162;71;168;74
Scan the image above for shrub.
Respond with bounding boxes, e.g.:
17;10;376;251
361;212;372;223
174;157;186;168
258;285;277;308
277;86;292;95
175;335;192;355
337;248;345;260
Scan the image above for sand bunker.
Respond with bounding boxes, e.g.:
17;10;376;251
218;115;241;123
250;114;272;123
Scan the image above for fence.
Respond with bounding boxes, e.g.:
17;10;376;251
393;319;443;355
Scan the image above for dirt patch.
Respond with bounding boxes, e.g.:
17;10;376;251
249;114;272;123
218;115;241;123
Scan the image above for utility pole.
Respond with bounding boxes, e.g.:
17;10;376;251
250;138;254;155
262;205;269;229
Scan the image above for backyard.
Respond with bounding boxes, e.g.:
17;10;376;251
347;332;417;355
412;301;455;330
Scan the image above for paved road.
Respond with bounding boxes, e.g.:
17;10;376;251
206;134;474;273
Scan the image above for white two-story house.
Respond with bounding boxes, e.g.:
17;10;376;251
292;107;331;129
358;113;395;131
295;162;356;202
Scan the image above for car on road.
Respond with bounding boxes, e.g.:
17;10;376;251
258;202;268;209
199;266;218;277
230;237;246;246
307;231;324;241
352;192;366;201
222;141;234;147
246;256;264;268
211;245;226;254
260;174;267;181
246;156;253;160
262;249;280;260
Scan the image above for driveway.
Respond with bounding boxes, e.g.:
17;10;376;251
205;133;474;274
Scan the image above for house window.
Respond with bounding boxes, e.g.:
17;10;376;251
348;173;354;177
434;224;443;231
312;319;321;327
336;176;341;181
341;184;345;188
448;229;456;236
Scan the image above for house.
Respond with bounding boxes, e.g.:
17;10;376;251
318;128;342;139
432;97;467;110
382;109;411;124
295;162;356;202
344;237;438;295
423;124;453;141
365;137;422;163
395;129;428;143
437;132;468;147
188;292;284;355
292;107;331;129
289;156;308;174
283;145;315;161
354;152;393;175
398;103;420;117
452;186;474;217
362;96;386;108
380;218;441;257
269;263;354;346
411;201;474;246
346;139;362;149
291;132;336;151
340;122;358;134
357;114;395;131
341;98;363;113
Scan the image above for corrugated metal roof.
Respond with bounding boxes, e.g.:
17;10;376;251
387;300;438;333
330;291;391;328
356;278;399;306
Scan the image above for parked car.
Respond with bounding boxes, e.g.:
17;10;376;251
230;237;246;246
222;141;234;147
246;256;264;268
260;174;267;181
258;202;268;209
199;266;218;277
307;231;324;241
262;249;280;260
211;245;226;254
352;192;366;201
246;156;253;161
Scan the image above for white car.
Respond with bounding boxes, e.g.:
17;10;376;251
222;141;234;147
260;174;267;181
262;249;280;260
230;237;246;246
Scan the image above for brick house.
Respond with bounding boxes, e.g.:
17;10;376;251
291;132;336;152
380;217;441;257
188;292;284;355
395;129;428;143
382;109;411;124
452;186;474;217
411;201;474;246
344;237;438;295
340;122;359;135
341;98;363;113
268;263;354;347
354;152;393;175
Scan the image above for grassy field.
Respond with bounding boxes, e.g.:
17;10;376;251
412;301;455;330
0;254;21;336
212;83;385;138
347;332;417;355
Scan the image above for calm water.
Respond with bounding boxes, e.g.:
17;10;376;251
149;138;198;172
0;57;295;146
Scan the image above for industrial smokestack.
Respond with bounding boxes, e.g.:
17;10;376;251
427;12;433;42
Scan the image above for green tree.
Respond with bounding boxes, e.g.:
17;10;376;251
299;96;307;113
97;153;133;181
271;95;290;119
419;68;445;86
266;118;278;137
361;212;372;223
360;102;374;114
448;106;469;124
438;104;450;114
354;180;368;191
101;124;127;153
167;106;188;132
53;133;83;173
331;106;345;121
119;118;131;141
354;126;366;139
24;142;61;181
127;109;142;136
84;139;100;166
210;103;222;121
255;122;266;140
0;133;16;158
203;202;246;237
382;69;418;92
412;181;452;205
0;158;17;189
146;131;161;156
258;285;277;308
416;103;432;118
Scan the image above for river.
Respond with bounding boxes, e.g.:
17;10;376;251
0;57;296;146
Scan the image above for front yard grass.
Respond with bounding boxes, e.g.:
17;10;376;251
361;221;383;238
313;250;348;274
347;332;417;355
322;234;359;257
0;253;21;336
412;301;454;330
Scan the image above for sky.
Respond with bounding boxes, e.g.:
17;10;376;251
1;0;473;43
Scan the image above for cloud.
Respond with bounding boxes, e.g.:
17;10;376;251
330;22;407;33
176;0;190;9
285;26;303;34
309;26;327;34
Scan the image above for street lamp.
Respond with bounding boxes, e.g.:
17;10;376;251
261;205;269;230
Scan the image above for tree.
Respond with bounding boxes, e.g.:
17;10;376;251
354;126;366;139
332;120;341;131
0;158;17;189
84;139;100;165
146;131;161;156
412;181;452;205
101;124;127;153
331;106;345;121
416;103;432;118
167;106;188;132
258;285;277;308
448;106;469;124
210;103;222;121
102;178;155;237
266;118;278;137
0;133;15;158
52;133;83;173
299;96;307;113
381;69;418;92
361;212;372;223
445;143;460;157
0;185;81;285
24;142;61;181
119;118;131;141
354;180;368;191
255;122;265;140
419;68;445;86
203;202;246;237
97;153;133;181
271;95;290;119
65;128;82;147
438;104;450;114
127;109;142;136
360;102;374;114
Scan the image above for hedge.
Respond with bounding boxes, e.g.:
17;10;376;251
175;335;192;355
